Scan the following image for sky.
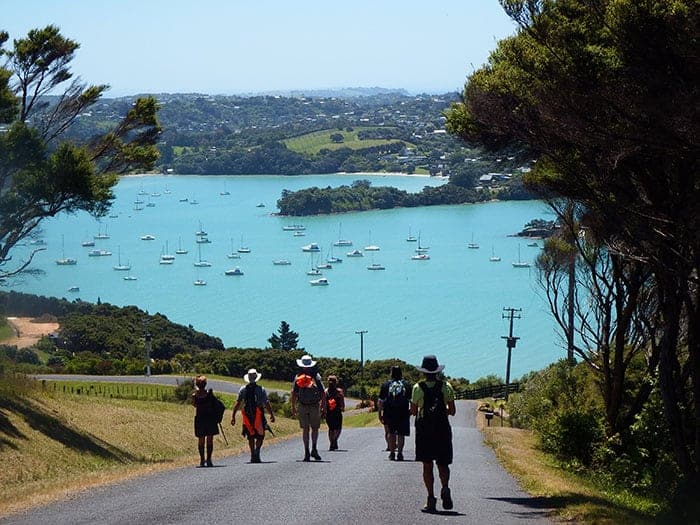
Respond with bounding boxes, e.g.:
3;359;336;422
2;1;517;97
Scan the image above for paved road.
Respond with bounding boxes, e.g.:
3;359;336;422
5;395;553;525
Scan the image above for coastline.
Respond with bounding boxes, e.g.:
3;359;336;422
121;171;447;179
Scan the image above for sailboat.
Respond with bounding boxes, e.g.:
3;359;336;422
81;232;95;247
160;241;175;264
364;230;380;251
237;235;251;253
94;223;110;240
415;232;430;254
56;235;77;265
113;247;131;271
333;223;352;247
512;245;531;268
467;233;479;249
406;227;417;242
220;182;230;196
175;236;188;255
227;238;241;259
193;269;207;286
489;246;501;262
326;244;342;264
306;253;322;275
194;243;212;267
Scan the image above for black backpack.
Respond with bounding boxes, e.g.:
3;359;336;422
384;379;408;410
211;393;226;424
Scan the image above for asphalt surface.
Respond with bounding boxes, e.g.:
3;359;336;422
7;378;554;525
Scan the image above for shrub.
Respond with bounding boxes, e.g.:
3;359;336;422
540;408;604;465
174;378;194;402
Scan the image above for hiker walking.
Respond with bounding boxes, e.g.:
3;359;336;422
290;354;326;461
192;375;219;467
231;368;276;463
378;365;411;461
324;375;345;450
410;355;456;513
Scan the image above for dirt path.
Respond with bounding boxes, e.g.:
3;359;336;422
3;317;59;348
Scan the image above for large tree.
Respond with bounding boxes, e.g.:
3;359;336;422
0;25;160;280
446;0;699;501
268;320;299;351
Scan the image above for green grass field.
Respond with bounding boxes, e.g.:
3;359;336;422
283;127;409;155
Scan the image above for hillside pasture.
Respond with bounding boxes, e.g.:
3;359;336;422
283;127;409;155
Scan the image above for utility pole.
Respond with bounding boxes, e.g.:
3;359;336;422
355;330;367;400
501;307;521;401
145;331;152;377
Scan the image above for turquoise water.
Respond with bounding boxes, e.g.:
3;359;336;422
11;174;561;381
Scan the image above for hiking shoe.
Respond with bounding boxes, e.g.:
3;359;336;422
303;450;311;462
206;459;213;468
441;487;453;510
389;451;396;461
396;452;404;461
199;460;206;467
310;449;322;461
422;496;437;513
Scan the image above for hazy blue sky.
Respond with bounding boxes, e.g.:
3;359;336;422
2;1;517;97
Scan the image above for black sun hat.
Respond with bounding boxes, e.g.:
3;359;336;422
416;355;445;374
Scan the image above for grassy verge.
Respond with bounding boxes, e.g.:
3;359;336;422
0;377;297;518
477;408;660;524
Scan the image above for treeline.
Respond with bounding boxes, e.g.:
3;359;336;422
276;179;491;215
171;141;406;176
1;291;512;396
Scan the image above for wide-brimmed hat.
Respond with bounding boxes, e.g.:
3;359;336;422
296;354;316;368
243;368;261;383
416;355;445;374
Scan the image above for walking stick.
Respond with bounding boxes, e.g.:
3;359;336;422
218;423;229;445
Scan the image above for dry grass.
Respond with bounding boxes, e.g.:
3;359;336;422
0;386;298;518
479;413;658;524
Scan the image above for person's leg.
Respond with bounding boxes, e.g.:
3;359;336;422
205;435;214;467
437;464;453;510
422;461;437;511
310;426;321;459
253;435;264;462
388;432;397;459
197;436;205;466
396;434;405;460
247;436;256;461
384;424;391;451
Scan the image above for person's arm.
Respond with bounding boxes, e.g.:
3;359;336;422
378;398;385;423
265;400;276;422
231;400;241;426
338;390;345;411
444;382;456;416
290;390;298;416
410;383;420;417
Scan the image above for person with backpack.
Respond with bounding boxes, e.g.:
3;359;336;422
324;375;345;451
410;355;456;513
290;354;326;461
231;368;275;463
378;365;411;461
191;375;220;467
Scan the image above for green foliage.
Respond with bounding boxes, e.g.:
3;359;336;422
0;25;160;281
173;378;194;402
267;320;299;351
276;179;488;215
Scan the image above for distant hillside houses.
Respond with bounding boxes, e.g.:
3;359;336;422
479;172;512;184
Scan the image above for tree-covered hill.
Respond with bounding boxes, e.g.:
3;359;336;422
60;91;531;178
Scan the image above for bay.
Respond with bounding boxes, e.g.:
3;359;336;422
11;174;561;381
